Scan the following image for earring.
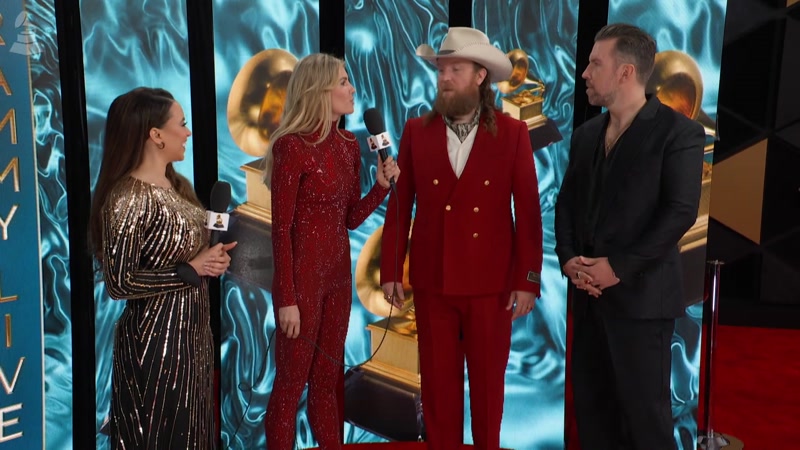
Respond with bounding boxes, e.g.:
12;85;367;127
156;142;165;150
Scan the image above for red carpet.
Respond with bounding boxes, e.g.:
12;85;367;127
705;325;800;449
566;323;800;449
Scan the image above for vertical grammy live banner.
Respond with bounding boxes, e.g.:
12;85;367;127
0;1;45;448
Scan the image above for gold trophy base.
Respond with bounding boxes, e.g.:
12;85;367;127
679;145;713;253
501;97;548;130
523;114;548;130
501;95;543;121
679;173;711;252
236;202;272;223
363;317;420;388
501;95;544;120
236;158;272;224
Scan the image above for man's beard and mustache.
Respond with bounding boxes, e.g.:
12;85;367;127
434;85;480;118
586;83;616;108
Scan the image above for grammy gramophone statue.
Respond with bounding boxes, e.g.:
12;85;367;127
498;49;548;130
223;49;298;289
227;48;298;225
354;226;419;387
347;226;425;441
496;49;563;150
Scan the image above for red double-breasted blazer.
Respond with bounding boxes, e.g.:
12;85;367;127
380;110;543;297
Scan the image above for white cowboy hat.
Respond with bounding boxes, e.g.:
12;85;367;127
416;27;512;83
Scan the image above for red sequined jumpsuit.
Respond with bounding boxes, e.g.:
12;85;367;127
266;127;389;450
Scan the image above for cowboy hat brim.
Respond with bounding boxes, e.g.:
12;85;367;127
416;43;512;83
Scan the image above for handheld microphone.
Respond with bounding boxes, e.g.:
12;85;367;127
177;181;232;287
363;108;395;187
206;181;231;246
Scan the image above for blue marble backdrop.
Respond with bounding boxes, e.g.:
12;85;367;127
78;1;194;448
29;0;74;448
473;2;579;449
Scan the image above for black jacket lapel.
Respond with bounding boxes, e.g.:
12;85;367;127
595;96;662;229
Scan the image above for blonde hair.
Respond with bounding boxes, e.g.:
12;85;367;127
263;53;352;188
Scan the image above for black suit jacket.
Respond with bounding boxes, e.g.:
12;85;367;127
555;96;705;319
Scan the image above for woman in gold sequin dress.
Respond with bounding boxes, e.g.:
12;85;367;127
88;87;236;449
262;54;400;449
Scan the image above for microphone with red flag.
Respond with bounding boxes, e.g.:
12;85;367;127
363;108;396;188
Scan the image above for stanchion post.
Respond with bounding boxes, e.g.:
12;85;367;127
698;260;743;450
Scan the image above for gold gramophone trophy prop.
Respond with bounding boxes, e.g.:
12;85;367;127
498;49;549;130
354;225;419;387
646;50;715;255
227;48;298;224
222;49;297;289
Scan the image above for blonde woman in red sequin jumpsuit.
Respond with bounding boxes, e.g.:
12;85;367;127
263;53;401;450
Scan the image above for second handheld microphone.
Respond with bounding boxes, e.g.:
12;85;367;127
363;108;396;188
207;181;232;246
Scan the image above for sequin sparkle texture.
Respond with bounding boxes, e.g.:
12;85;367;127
266;127;389;449
101;177;215;449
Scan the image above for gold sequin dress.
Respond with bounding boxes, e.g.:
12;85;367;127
102;177;215;449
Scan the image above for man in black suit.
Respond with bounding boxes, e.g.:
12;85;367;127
555;24;705;450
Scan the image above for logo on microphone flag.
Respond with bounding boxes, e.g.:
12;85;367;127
368;132;391;152
206;212;230;231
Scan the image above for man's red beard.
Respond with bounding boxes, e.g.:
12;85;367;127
434;86;480;118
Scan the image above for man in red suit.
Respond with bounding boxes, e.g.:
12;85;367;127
380;27;544;450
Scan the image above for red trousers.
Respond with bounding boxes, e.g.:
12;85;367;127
265;279;350;450
414;290;513;450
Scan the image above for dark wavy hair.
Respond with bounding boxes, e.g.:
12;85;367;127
88;87;200;261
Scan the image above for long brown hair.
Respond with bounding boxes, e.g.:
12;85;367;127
424;62;499;136
476;69;498;136
88;87;200;261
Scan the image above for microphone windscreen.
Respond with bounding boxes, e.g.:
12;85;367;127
209;181;232;213
363;108;385;136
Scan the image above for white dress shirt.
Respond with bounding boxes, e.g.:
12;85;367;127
446;125;478;178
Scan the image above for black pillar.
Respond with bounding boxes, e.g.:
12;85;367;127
321;0;346;57
185;1;222;446
54;0;95;448
572;0;609;129
449;0;472;27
